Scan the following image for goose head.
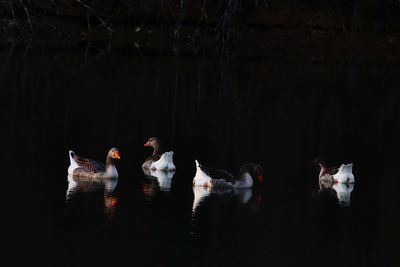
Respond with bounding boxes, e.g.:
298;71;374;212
107;147;121;160
239;163;264;183
144;137;162;154
314;157;328;170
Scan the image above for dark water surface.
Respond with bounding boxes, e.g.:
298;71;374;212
2;47;400;266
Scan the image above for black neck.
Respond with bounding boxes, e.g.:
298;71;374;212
239;163;260;178
153;144;162;155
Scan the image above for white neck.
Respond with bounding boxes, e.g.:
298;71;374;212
105;164;118;178
318;164;325;178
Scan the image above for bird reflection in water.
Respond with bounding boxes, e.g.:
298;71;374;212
314;157;355;207
142;169;175;200
65;175;119;220
190;186;263;237
332;183;354;207
191;186;258;216
315;179;355;207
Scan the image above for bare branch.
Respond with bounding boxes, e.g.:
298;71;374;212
18;0;33;33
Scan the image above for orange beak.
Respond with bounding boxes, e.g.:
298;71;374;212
114;151;121;159
110;197;118;207
144;141;151;147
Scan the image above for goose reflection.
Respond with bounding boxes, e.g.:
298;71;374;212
142;169;175;199
314;157;355;206
65;175;118;218
332;183;354;207
315;180;355;207
191;186;254;215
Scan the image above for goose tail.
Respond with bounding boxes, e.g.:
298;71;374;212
69;150;76;164
68;150;79;175
193;160;200;184
194;160;201;175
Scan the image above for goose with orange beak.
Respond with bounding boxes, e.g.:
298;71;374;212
142;137;163;169
142;137;176;171
68;147;121;178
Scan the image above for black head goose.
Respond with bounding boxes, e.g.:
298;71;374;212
143;137;175;171
68;148;121;178
314;157;355;184
193;160;264;188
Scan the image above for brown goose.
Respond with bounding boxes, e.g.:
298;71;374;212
193;160;264;188
314;158;339;187
68;148;121;178
314;157;355;185
142;137;163;169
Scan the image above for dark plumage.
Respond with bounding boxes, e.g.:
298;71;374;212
197;162;236;185
314;157;339;186
142;137;163;169
193;160;264;188
68;148;120;178
71;151;106;173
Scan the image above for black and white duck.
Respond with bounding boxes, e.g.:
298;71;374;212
193;160;264;188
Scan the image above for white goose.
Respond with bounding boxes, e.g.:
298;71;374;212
68;147;120;179
143;137;176;171
315;158;355;185
151;151;176;171
333;163;355;184
193;160;264;188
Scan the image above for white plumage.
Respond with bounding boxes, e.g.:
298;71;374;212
193;160;212;187
333;163;355;183
68;150;80;175
150;151;176;171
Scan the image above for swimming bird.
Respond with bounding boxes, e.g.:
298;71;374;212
314;157;355;185
143;137;175;171
193;160;264;188
142;137;163;169
68;147;121;178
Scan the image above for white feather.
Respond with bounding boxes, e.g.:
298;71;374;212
193;160;212;187
333;183;354;206
333;163;355;183
150;151;176;171
67;150;80;175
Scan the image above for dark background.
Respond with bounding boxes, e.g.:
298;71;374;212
2;1;400;265
2;49;400;266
